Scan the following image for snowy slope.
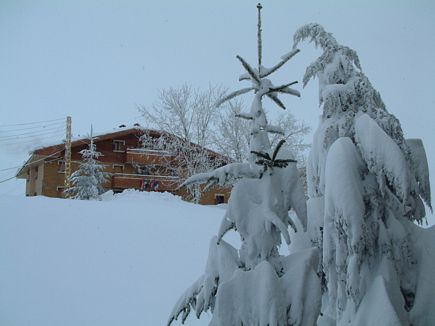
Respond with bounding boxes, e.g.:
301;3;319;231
0;191;232;326
1;191;434;326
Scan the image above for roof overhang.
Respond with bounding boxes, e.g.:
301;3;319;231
16;154;45;178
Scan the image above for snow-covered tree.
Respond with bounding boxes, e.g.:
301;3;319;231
65;128;108;200
139;130;225;203
294;23;432;325
168;5;321;325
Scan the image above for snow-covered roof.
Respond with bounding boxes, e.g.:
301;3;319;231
16;125;230;177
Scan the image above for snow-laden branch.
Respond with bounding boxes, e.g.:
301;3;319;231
406;138;432;210
168;238;240;325
266;92;287;110
264;124;284;135
215;87;255;108
355;113;410;202
235;112;254;120
261;48;300;78
293;23;361;87
236;55;260;83
180;163;263;189
239;49;300;81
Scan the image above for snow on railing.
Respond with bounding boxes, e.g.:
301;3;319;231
112;173;180;180
126;148;174;157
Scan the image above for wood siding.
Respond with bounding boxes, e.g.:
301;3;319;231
20;128;231;205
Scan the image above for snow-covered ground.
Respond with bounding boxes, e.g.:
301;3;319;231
0;191;233;326
1;190;434;325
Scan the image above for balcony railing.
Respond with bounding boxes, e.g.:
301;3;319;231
111;173;180;192
126;148;175;165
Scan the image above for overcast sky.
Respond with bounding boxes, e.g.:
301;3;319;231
0;0;434;223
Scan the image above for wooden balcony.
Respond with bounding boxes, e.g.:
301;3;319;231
126;148;175;165
111;173;180;192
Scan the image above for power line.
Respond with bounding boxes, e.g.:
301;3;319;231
0;126;66;139
0;155;66;184
0;176;16;183
0;139;65;150
0;137;65;147
0;126;65;139
0;121;64;132
0;117;64;128
0;149;64;175
0;166;23;172
0;117;67;184
0;129;66;142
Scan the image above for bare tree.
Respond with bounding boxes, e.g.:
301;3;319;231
139;130;225;202
214;99;310;163
139;84;224;147
138;83;309;201
212;99;251;162
138;84;226;202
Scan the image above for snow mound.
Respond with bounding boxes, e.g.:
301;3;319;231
0;193;223;326
101;189;183;202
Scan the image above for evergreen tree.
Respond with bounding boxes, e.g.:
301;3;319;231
65;128;107;200
168;5;321;325
294;23;432;324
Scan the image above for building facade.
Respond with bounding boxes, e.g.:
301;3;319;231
16;127;230;205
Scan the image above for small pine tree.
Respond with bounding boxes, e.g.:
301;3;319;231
168;5;321;326
65;127;107;200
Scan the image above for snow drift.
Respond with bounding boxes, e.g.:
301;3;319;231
0;191;229;326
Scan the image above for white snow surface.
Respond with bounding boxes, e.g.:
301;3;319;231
1;189;434;326
0;190;233;326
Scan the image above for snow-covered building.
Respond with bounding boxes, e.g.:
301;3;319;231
16;126;230;205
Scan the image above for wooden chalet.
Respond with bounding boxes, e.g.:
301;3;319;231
16;127;230;205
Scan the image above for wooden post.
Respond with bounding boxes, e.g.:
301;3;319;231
64;116;72;195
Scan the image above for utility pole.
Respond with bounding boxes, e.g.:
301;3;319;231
64;116;72;195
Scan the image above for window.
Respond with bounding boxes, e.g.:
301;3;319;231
58;160;65;173
34;166;38;180
135;165;149;175
113;140;125;152
215;194;225;205
113;164;124;173
57;186;65;194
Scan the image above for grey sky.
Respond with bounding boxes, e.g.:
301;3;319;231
1;0;434;223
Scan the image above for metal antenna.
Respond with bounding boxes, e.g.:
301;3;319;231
215;3;300;111
257;3;262;73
